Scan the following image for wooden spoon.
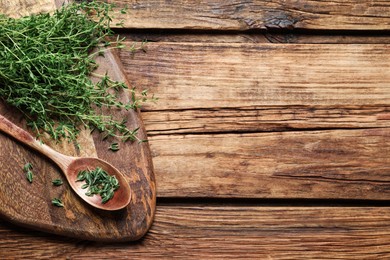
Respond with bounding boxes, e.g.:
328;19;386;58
0;114;131;211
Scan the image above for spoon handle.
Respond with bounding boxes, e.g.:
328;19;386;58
0;114;73;170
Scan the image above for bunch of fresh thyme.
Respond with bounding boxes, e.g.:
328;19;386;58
0;1;152;143
77;167;120;204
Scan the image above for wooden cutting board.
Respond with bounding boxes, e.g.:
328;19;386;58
0;1;156;242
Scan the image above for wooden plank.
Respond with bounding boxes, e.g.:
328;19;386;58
143;105;390;135
0;0;56;17
149;129;390;199
109;0;390;30
119;43;390;110
1;206;389;258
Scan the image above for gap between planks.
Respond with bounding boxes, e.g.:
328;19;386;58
157;197;390;207
119;30;390;44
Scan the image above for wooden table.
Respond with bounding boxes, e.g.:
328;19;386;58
1;0;390;258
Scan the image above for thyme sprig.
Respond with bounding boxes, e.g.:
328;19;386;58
0;1;154;143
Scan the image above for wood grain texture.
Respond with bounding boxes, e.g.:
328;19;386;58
120;42;390;110
0;206;389;259
1;0;389;257
108;0;390;30
143;105;390;135
118;42;390;199
0;0;56;17
0;49;156;241
149;129;390;199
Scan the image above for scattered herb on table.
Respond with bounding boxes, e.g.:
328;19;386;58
77;167;120;204
52;198;64;207
109;142;120;151
0;1;155;144
23;163;32;172
23;162;34;183
52;179;63;186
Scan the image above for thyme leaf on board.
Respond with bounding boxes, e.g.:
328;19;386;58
26;170;33;183
109;142;120;151
23;162;33;183
52;179;63;186
51;198;64;207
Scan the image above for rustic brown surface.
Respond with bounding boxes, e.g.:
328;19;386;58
120;42;390;109
143;105;390;135
1;206;390;259
149;129;390;199
124;42;390;200
0;48;156;241
1;0;390;258
109;0;390;30
0;0;55;17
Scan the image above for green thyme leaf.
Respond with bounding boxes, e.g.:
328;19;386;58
23;163;33;172
52;179;63;186
51;198;64;207
26;170;33;183
77;170;87;181
109;142;120;151
23;163;34;183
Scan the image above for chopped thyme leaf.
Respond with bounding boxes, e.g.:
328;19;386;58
109;142;120;151
26;170;33;183
76;167;120;204
52;179;63;186
52;198;64;207
23;163;34;183
23;163;33;172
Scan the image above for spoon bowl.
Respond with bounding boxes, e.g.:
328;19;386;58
0;114;131;211
66;157;131;211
